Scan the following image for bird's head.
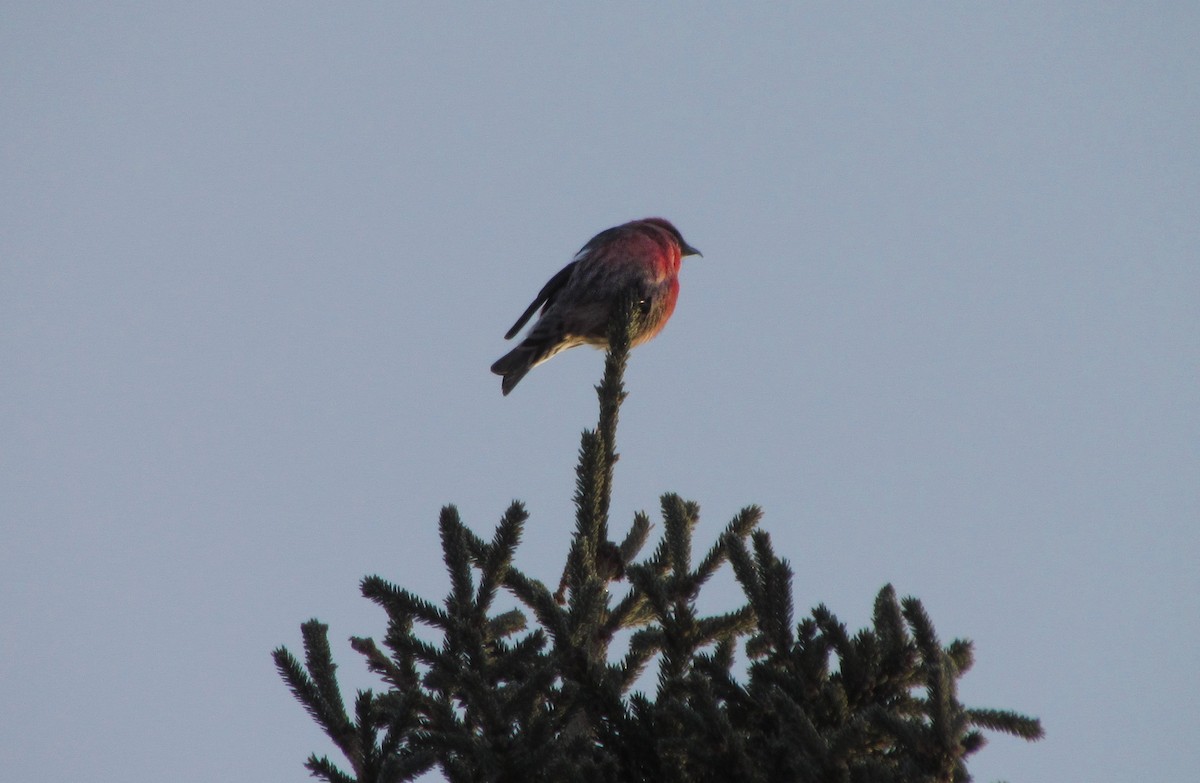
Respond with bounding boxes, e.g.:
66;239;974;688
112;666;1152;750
641;217;702;258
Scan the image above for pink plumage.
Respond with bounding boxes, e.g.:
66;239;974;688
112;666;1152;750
491;217;701;395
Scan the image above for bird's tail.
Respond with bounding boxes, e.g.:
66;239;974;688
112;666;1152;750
490;342;548;396
490;347;535;395
491;323;576;395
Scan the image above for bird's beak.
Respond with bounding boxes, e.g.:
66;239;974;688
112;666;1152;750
682;242;702;258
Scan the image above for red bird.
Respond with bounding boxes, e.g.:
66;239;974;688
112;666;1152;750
491;217;701;395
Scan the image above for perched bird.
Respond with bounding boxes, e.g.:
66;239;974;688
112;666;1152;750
491;217;701;395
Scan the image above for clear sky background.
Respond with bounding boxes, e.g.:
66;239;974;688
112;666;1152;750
3;4;1196;781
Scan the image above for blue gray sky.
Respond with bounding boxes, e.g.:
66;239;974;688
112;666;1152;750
3;4;1197;781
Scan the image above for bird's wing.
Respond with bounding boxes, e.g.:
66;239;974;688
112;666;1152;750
504;260;577;340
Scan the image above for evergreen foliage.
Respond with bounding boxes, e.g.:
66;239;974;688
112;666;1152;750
274;294;1042;782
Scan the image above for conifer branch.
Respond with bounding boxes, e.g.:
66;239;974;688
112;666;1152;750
305;754;357;783
477;502;527;609
360;577;449;630
558;291;641;605
967;707;1045;740
438;506;475;620
691;505;762;589
619;510;653;564
349;636;416;692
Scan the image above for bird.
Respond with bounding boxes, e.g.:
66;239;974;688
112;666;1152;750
491;217;701;395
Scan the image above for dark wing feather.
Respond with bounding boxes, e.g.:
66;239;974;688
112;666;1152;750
503;260;577;339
